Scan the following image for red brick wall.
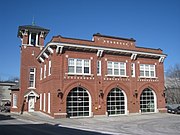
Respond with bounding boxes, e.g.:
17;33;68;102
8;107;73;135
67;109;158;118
17;32;166;117
39;46;165;117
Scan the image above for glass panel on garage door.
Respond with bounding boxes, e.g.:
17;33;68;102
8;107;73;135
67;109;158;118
66;87;91;118
107;88;125;116
140;88;155;113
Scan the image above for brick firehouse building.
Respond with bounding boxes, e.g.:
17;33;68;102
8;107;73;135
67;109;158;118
11;24;166;118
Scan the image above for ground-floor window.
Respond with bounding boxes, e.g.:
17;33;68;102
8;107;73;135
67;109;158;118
12;93;17;108
40;93;42;110
47;93;50;113
140;88;155;113
107;87;126;116
43;93;46;112
66;87;91;118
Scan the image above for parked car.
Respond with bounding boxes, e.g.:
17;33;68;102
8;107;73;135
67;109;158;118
0;102;11;112
171;106;180;114
166;106;173;113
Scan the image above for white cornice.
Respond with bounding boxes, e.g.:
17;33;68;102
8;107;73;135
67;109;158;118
37;42;167;62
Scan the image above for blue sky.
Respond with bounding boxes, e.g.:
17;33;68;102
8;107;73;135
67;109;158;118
0;0;179;80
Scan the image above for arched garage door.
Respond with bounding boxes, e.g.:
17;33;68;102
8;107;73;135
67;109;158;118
140;88;156;113
66;87;91;118
107;87;126;116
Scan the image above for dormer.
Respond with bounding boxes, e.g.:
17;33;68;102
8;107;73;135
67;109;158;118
17;25;49;47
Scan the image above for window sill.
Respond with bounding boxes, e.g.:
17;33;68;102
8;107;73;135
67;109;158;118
139;76;158;79
28;87;36;90
66;73;93;76
105;75;129;78
12;106;17;108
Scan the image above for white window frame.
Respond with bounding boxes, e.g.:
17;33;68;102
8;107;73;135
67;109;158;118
48;61;51;76
44;64;46;78
48;93;50;113
68;58;91;75
40;67;42;80
29;68;36;88
139;64;156;78
40;93;42;110
97;60;101;76
12;93;17;108
131;63;135;77
43;93;46;112
107;61;127;77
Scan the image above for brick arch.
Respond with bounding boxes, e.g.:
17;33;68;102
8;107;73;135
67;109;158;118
63;80;95;102
138;83;158;113
104;82;130;100
104;82;129;115
138;83;158;98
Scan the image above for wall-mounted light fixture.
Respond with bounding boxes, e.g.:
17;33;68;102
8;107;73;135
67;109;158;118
162;87;167;97
162;91;165;97
57;89;63;99
134;90;138;98
99;90;104;99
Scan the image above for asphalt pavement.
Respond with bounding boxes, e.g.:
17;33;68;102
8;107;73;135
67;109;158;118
1;112;180;135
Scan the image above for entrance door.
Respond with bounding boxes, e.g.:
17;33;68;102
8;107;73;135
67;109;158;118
28;96;35;112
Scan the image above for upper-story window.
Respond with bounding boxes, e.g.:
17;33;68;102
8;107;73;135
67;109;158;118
107;61;126;76
28;32;39;46
48;61;51;76
97;60;101;76
31;33;36;45
12;93;17;108
68;58;90;75
44;64;46;78
29;67;36;88
131;63;135;77
140;64;156;78
40;67;43;80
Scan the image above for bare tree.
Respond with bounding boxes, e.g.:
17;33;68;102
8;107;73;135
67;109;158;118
165;64;180;104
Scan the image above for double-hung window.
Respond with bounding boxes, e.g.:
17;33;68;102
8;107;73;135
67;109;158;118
68;58;90;75
40;67;42;80
131;63;135;77
12;93;17;108
48;61;51;76
44;64;46;78
84;60;90;74
76;59;82;73
29;68;36;88
107;61;126;76
140;64;156;78
97;61;101;75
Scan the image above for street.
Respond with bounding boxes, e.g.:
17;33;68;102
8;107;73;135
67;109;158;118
0;114;109;135
0;112;180;135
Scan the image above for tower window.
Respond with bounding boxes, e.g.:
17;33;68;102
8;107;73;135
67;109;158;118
31;33;36;45
29;67;36;88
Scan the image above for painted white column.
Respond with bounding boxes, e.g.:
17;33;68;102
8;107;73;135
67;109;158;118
36;33;39;46
29;33;31;45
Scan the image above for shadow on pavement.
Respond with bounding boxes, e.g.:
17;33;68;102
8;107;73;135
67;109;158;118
0;123;110;135
0;113;15;121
